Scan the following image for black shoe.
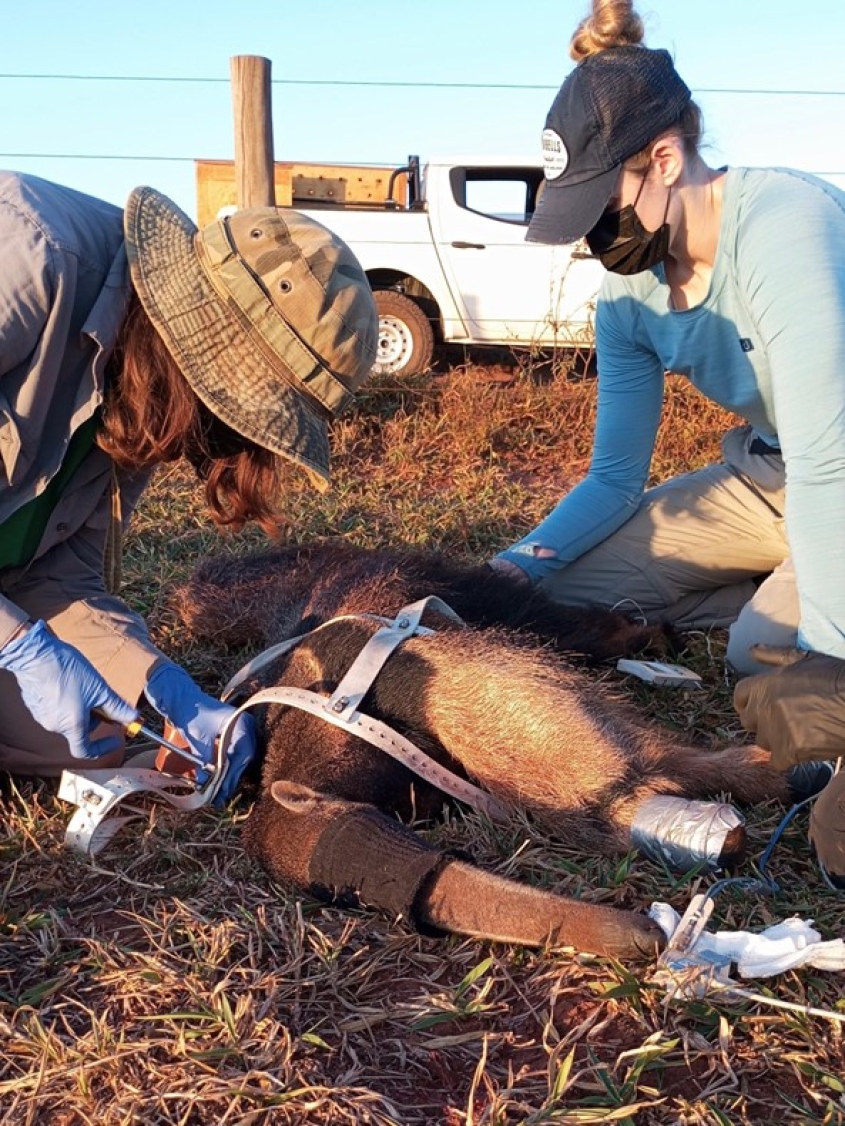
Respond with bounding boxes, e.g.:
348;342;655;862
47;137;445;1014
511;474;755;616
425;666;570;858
787;760;836;804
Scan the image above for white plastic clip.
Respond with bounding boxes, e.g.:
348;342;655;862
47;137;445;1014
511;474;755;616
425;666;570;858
616;659;703;688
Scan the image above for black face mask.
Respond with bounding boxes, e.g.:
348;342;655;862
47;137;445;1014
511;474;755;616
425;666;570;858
586;175;671;275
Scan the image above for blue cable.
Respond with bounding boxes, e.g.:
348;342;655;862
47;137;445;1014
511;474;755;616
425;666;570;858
702;788;837;906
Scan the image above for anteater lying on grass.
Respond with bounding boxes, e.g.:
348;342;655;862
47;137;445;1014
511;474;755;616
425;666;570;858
177;540;791;960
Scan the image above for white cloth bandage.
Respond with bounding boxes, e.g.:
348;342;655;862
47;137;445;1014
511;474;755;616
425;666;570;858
650;901;845;979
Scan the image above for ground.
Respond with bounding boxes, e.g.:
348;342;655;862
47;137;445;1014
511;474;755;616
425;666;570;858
1;357;844;1124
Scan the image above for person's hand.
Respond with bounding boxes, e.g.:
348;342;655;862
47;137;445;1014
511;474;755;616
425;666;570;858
733;646;845;771
0;620;136;759
144;663;256;806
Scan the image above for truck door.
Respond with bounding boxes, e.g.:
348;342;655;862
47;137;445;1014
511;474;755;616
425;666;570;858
429;165;604;348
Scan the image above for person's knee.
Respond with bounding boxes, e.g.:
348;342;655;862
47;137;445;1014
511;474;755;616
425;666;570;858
727;620;765;674
727;559;799;674
728;602;799;675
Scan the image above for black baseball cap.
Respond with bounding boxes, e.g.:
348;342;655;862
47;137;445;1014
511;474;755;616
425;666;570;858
527;46;692;245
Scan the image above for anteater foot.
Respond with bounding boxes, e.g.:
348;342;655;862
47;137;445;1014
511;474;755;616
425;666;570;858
630;796;747;872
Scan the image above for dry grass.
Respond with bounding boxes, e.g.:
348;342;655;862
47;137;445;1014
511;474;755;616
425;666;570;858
2;359;845;1124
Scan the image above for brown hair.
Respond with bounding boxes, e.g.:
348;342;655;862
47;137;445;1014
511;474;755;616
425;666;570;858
570;0;703;164
98;293;283;535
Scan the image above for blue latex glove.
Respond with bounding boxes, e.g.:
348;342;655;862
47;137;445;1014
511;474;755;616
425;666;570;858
144;662;256;806
0;620;137;759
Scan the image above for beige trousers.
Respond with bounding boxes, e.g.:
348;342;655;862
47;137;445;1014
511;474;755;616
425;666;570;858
0;585;134;774
539;426;795;675
0;498;159;775
0;675;126;776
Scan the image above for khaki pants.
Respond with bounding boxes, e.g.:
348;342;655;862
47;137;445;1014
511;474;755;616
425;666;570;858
0;673;126;776
809;769;845;880
0;585;135;774
0;521;156;776
0;454;159;776
539;426;795;675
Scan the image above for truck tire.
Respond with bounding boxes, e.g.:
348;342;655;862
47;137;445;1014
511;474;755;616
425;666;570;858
372;290;435;377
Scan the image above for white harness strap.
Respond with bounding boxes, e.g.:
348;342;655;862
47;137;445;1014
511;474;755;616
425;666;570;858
59;752;211;854
60;594;507;854
219;595;464;703
219;612;404;702
218;684;507;822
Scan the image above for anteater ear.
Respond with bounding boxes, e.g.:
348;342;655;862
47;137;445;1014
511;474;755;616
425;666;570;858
269;779;323;811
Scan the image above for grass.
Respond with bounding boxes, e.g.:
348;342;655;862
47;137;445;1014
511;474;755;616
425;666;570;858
2;356;845;1124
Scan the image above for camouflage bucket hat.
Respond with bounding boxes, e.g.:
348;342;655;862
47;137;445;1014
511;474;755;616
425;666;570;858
123;188;378;486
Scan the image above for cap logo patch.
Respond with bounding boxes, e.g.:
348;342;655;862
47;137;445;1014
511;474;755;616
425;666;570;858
541;128;569;180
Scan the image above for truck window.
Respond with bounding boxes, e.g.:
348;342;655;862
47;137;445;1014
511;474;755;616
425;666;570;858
448;168;544;226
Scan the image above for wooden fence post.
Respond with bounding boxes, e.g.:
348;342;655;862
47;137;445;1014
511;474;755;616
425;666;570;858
229;55;275;209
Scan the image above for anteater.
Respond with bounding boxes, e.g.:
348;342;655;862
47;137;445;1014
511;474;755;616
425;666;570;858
176;541;790;960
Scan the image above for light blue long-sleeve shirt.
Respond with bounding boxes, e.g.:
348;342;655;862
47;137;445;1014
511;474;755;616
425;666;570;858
498;167;845;659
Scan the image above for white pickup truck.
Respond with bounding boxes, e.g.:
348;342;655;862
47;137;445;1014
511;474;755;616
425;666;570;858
198;154;603;376
294;155;605;376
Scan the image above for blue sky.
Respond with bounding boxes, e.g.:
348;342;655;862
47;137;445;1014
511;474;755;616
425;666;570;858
4;0;844;221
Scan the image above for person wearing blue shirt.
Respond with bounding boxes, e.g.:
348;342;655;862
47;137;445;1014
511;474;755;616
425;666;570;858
493;0;845;881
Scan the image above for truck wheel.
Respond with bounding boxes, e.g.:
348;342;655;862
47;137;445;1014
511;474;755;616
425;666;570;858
372;290;434;376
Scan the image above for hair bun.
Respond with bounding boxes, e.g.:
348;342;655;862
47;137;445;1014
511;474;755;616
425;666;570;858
570;0;645;62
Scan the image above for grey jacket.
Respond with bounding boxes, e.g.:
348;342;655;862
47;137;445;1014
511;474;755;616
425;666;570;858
0;171;164;704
